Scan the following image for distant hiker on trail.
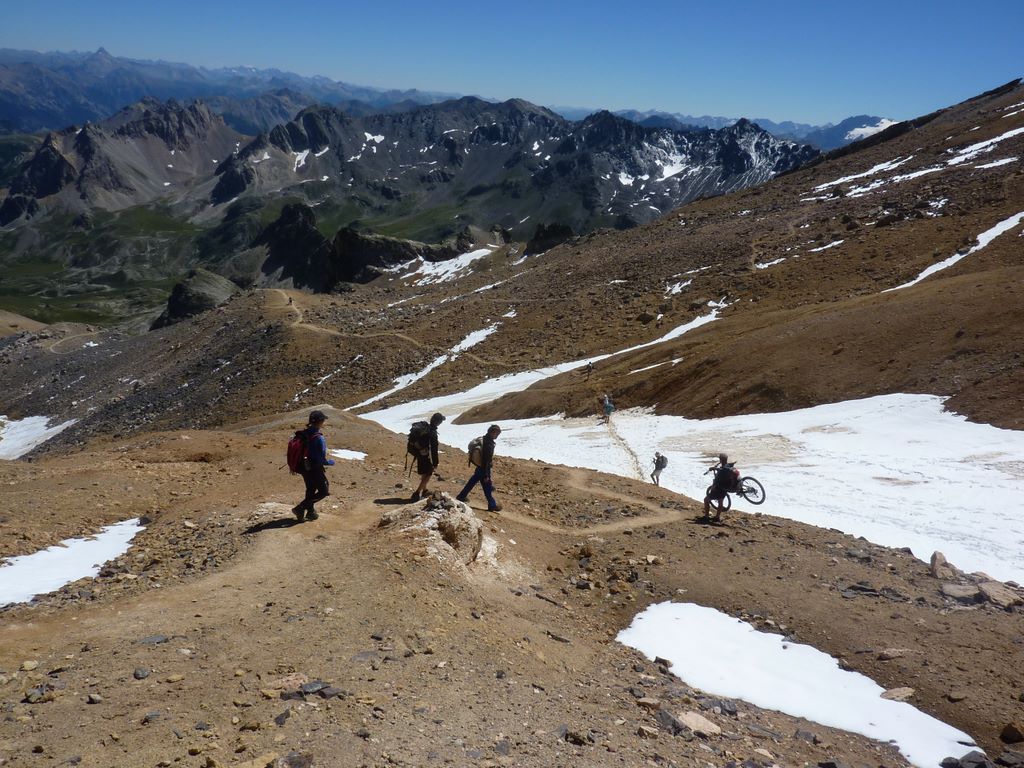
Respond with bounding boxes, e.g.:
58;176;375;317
600;393;615;423
408;412;445;501
585;361;594;379
651;452;668;486
291;410;334;522
703;452;738;521
456;424;502;512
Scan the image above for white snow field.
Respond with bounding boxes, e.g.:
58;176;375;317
0;415;77;460
361;307;1024;583
618;602;976;768
0;519;145;607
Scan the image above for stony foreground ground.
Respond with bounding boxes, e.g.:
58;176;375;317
2;408;1023;767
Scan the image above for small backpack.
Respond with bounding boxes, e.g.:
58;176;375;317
656;454;668;470
286;430;308;474
407;421;431;457
467;436;484;467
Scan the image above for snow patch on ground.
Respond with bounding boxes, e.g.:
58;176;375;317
329;449;367;461
406;249;493;285
665;279;692;295
0;416;77;460
293;150;310;171
618;602;975;768
0;519;145;606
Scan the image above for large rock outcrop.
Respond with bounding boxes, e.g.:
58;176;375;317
151;268;239;329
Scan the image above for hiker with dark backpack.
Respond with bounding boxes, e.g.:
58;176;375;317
456;424;502;512
703;452;738;521
288;410;335;522
651;451;668;486
407;412;445;501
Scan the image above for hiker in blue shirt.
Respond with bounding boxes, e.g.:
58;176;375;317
293;410;334;521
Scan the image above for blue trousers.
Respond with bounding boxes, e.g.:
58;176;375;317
457;466;498;510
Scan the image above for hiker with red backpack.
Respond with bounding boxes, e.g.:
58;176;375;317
288;410;335;522
456;424;502;512
407;412;445;501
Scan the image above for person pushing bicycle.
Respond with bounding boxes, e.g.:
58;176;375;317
703;452;738;521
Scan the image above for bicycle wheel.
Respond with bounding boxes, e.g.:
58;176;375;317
738;476;765;505
705;485;731;512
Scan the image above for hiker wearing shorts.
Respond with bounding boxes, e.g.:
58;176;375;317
457;424;502;512
651;452;667;486
293;410;334;521
411;412;445;501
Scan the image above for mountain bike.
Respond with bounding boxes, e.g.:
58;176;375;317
703;467;766;512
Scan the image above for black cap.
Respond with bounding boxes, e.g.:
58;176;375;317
430;412;445;425
309;410;328;424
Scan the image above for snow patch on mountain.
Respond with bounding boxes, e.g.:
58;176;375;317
844;118;898;141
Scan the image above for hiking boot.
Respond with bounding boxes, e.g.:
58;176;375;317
488;503;503;512
410;491;422;502
305;509;319;521
455;495;468;503
292;505;306;521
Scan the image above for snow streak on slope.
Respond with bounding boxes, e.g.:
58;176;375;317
886;210;1024;291
347;323;501;410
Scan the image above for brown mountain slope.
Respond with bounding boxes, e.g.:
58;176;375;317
3;81;1022;448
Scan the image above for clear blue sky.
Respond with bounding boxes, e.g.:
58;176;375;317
3;0;1022;124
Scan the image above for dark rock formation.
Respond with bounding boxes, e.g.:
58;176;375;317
331;226;473;284
526;222;574;255
151;268;239;329
256;204;335;291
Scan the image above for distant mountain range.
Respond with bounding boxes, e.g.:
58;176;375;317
563;108;895;150
0;48;889;151
0;94;817;320
0;47;457;135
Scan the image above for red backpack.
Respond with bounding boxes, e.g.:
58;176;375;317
286;430;308;474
